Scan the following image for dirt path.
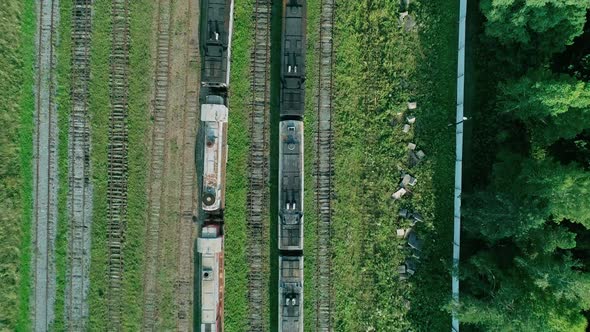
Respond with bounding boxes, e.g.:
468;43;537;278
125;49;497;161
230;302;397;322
106;0;130;329
65;0;93;329
247;0;272;330
140;0;200;329
32;0;60;330
314;0;335;330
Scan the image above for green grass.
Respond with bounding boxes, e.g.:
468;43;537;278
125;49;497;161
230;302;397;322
302;0;321;330
407;1;459;330
332;0;458;330
0;1;34;330
53;0;73;329
224;0;253;330
87;0;112;327
88;1;153;329
122;0;153;329
17;1;36;330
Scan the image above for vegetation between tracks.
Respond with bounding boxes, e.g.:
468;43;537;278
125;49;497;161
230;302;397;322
224;0;253;330
88;0;153;329
332;0;457;330
0;0;34;330
53;0;73;329
122;1;152;329
302;0;320;330
87;0;111;326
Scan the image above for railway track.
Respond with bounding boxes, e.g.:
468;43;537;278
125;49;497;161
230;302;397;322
141;0;171;329
107;0;130;329
175;0;200;328
315;0;336;330
247;0;272;330
32;0;59;330
66;0;93;329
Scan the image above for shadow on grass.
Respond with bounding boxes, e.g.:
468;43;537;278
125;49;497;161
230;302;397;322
405;0;460;330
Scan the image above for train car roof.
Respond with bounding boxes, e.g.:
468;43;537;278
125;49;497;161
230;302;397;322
201;104;228;122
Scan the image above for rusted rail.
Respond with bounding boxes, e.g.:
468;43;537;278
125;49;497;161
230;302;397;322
32;0;59;330
141;0;171;329
247;0;272;330
66;0;93;329
106;0;130;329
315;0;335;330
175;0;200;328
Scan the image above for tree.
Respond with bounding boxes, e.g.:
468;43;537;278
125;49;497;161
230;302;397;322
463;191;547;241
497;70;590;145
515;253;590;308
462;152;590;330
518;158;590;228
459;225;590;331
480;0;589;57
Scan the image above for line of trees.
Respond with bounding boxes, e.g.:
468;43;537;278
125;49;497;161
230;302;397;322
459;1;590;331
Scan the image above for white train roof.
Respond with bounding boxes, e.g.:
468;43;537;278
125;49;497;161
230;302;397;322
201;104;228;122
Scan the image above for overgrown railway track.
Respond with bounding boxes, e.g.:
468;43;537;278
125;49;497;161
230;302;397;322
33;0;59;330
175;0;200;328
247;0;272;329
66;0;93;329
107;0;130;329
315;0;336;330
141;0;171;329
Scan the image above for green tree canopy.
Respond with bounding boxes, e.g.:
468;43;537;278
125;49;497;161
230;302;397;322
460;227;590;331
460;269;590;332
480;0;589;56
463;191;547;241
465;152;590;241
497;70;590;145
462;153;590;330
517;158;590;228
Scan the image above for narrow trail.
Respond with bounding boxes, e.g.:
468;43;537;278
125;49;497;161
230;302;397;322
106;0;130;329
66;0;93;329
141;0;171;329
314;0;335;330
247;0;272;330
32;0;60;330
174;0;200;328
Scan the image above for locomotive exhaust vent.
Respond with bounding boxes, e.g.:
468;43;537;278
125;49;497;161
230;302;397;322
202;269;213;281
